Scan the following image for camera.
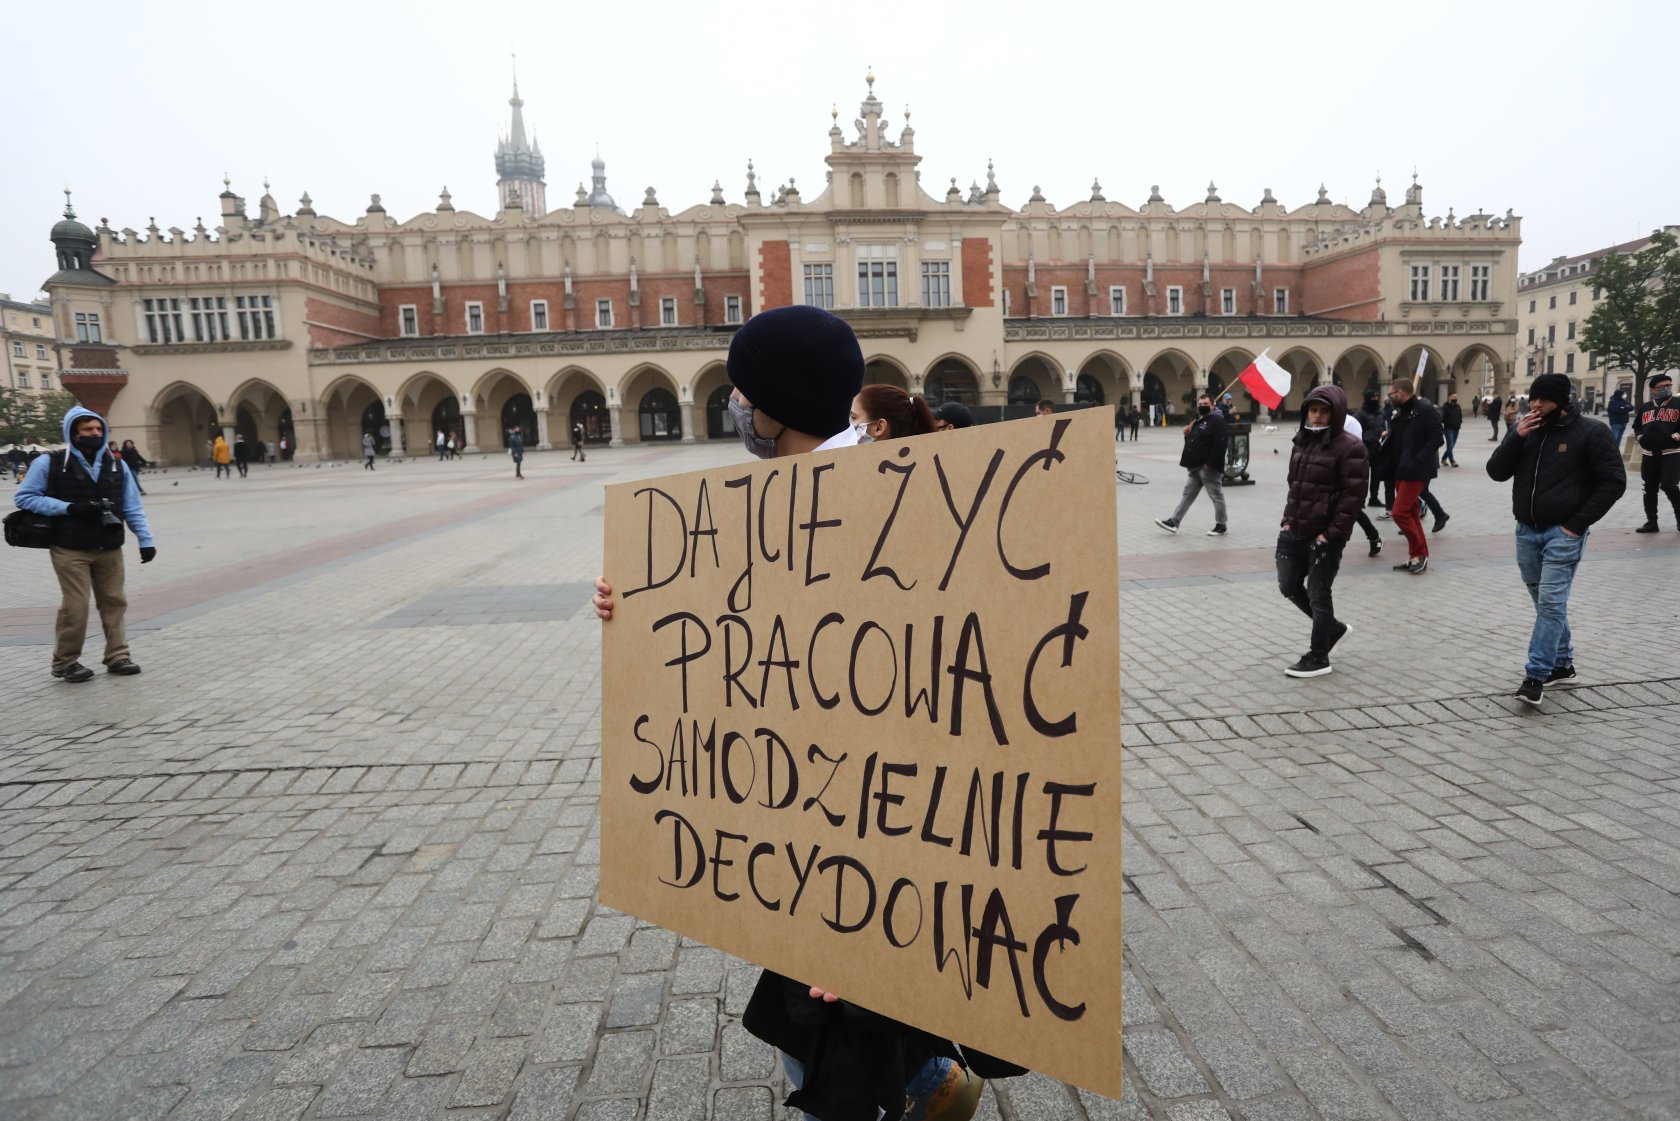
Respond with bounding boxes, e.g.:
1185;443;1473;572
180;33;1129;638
96;499;122;528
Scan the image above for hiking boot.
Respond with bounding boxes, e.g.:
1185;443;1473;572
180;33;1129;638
1285;653;1333;678
1153;518;1179;534
1544;663;1579;688
1432;513;1450;533
1206;524;1228;537
1367;538;1383;558
52;663;94;683
1636;522;1659;533
106;659;142;676
1516;677;1545;707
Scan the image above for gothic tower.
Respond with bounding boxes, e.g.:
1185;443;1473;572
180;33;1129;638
494;68;546;217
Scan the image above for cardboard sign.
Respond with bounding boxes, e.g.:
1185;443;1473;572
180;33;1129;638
601;407;1122;1095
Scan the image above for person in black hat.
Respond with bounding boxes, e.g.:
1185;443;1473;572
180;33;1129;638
1633;372;1680;533
1487;372;1626;707
933;400;974;431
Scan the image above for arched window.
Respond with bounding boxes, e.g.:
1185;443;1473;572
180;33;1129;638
361;401;389;453
706;385;736;439
1008;375;1040;406
924;360;978;405
638;388;681;441
1075;375;1105;405
570;390;609;442
1142;373;1166;407
500;393;537;446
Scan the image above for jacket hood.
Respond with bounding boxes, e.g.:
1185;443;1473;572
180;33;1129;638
1300;384;1350;435
62;403;106;447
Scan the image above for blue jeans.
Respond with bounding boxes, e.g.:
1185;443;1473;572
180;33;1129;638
1610;422;1627;448
1515;524;1586;680
1442;428;1459;462
781;1051;951;1121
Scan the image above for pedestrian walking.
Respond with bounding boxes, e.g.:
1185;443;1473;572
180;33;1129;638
1384;378;1443;574
1502;397;1518;439
279;435;291;461
1606;387;1632;449
1634;372;1680;533
118;440;149;495
12;406;156;682
1356;393;1385;507
212;435;232;479
1486;373;1626;706
570;421;586;461
1154;391;1230;536
1342;412;1383;557
509;425;525;479
1276;386;1368;677
233;434;250;478
436;429;448;461
362;432;376;470
1440;392;1463;466
1485;395;1503;440
1115;405;1126;441
1128;405;1142;440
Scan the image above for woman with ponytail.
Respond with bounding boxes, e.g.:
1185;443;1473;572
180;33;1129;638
850;384;937;442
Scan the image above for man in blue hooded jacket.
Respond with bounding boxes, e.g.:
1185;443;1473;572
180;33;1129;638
14;405;157;682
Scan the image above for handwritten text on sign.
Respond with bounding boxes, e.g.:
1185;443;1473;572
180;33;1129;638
601;407;1122;1094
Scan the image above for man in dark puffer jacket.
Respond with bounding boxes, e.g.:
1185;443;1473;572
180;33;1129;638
1276;385;1369;678
1487;373;1626;707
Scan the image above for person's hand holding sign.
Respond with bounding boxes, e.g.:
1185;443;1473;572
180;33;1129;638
592;576;614;621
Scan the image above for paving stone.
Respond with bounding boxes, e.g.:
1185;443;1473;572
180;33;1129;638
450;1036;529;1107
508;1064;583;1121
1122;1030;1209;1098
713;1085;774;1121
584;1031;656;1096
169;1053;274;1121
274;1022;367;1085
1274;1051;1385;1121
313;1046;410;1117
660;996;718;1056
606;974;666;1029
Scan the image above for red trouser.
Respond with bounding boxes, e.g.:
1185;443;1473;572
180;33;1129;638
1393;480;1428;558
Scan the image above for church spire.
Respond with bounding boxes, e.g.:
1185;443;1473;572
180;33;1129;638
507;54;529;150
494;55;546;217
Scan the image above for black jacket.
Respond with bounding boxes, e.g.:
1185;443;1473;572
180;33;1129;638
1178;410;1228;472
45;451;127;551
1607;393;1633;425
1282;386;1368;542
1386;396;1443;482
1354;403;1384;458
1487;408;1627;534
1634;396;1680;455
1441;401;1463;431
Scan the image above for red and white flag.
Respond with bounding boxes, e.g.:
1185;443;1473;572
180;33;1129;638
1237;350;1291;410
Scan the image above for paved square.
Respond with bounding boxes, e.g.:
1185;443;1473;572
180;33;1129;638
3;426;1677;1120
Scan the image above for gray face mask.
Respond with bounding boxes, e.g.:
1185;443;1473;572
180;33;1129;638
727;396;779;459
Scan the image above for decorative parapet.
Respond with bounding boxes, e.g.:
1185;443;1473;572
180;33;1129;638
130;340;293;357
309;327;740;366
1003;316;1515;343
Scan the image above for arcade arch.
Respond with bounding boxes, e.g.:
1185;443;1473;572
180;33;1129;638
1452;344;1506;402
392;372;458;455
1141;348;1198;418
548;367;610;445
226;378;288;451
863;356;910;391
1008;353;1061;405
470;369;533;451
623;366;682;442
691;362;732;440
1076;351;1128;407
922;355;981;406
152;382;217;466
320;375;382;460
1394;345;1448;401
1331;346;1387;404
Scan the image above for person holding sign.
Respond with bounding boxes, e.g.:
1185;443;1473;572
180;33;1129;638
1276;386;1368;678
592;306;1028;1121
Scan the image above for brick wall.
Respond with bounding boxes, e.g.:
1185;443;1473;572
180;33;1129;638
961;239;994;308
69;345;120;369
759;241;792;310
305;298;385;348
1300;247;1382;320
375;275;751;337
998;263;1312;317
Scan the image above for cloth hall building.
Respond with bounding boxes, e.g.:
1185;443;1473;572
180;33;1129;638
43;76;1522;464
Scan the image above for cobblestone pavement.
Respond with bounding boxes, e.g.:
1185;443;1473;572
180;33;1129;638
3;427;1677;1121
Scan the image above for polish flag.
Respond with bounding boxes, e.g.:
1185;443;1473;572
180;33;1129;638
1237;350;1291;410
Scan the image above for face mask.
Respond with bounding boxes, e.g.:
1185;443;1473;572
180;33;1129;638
74;435;105;458
1198;405;1212;416
1655;387;1674;402
851;422;874;445
727;397;778;459
1304;424;1329;432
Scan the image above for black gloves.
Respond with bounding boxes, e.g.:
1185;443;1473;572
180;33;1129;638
67;501;103;522
139;546;156;564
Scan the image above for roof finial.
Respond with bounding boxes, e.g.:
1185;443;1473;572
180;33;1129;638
865;66;875;93
262;176;271;193
62;186;75;219
511;51;519;98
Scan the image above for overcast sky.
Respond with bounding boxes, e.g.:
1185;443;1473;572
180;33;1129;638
5;0;1670;304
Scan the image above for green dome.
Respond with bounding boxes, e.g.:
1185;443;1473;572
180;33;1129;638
51;215;96;242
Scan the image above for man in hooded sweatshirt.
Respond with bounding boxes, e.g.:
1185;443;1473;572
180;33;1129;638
14;406;157;682
1276;386;1368;678
212;434;232;478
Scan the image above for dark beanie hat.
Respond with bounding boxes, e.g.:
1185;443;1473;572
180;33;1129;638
1528;373;1572;407
936;401;974;429
726;306;864;439
1649;372;1673;389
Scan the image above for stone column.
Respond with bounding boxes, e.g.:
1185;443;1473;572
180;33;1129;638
680;403;696;444
292;403;327;462
1130;386;1142;409
462;411;479;454
536;408;552;450
389;414;406;455
609;403;625;448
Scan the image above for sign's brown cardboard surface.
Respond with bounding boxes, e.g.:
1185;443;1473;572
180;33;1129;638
601;407;1122;1095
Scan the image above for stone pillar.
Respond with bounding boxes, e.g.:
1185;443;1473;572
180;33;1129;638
1130;386;1142;409
292;404;327;462
679;403;696;444
536;408;552;451
389;414;406;455
609;403;624;448
462;411;479;454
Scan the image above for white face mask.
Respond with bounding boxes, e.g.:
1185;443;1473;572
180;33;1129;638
1304;424;1329;432
727;397;779;459
851;421;874;444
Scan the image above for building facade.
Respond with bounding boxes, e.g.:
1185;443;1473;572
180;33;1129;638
44;75;1523;464
1516;226;1679;409
1;294;64;396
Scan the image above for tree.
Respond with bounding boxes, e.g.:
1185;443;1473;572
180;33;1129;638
0;387;48;448
37;391;80;443
1579;227;1680;410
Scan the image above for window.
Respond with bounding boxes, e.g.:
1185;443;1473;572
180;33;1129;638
1566;352;1575;373
1527;298;1535;312
17;371;27;388
724;295;742;324
34;344;47;360
39;371;51;389
529;300;548;332
856;244;899;308
1589;352;1598;370
1527;327;1535;346
1567;320;1577;340
1439;265;1460;302
234;295;275;340
31;317;40;328
1109;286;1126;316
465;301;484;334
1273;288;1289;315
1546;353;1555;375
1568;290;1577;305
1166;286;1183;315
1050;286;1068;316
143;297;184;344
660;297;678;326
1593;287;1602;301
1547;324;1556;344
1548;294;1556;309
1409;265;1430;301
596;299;613;328
399;305;419;336
9;341;20;357
1220;288;1235;315
802;263;835;309
1470;265;1491;301
921;261;951;308
189;296;228;342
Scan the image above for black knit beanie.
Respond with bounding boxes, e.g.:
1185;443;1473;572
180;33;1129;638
726;306;864;439
1527;374;1572;408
